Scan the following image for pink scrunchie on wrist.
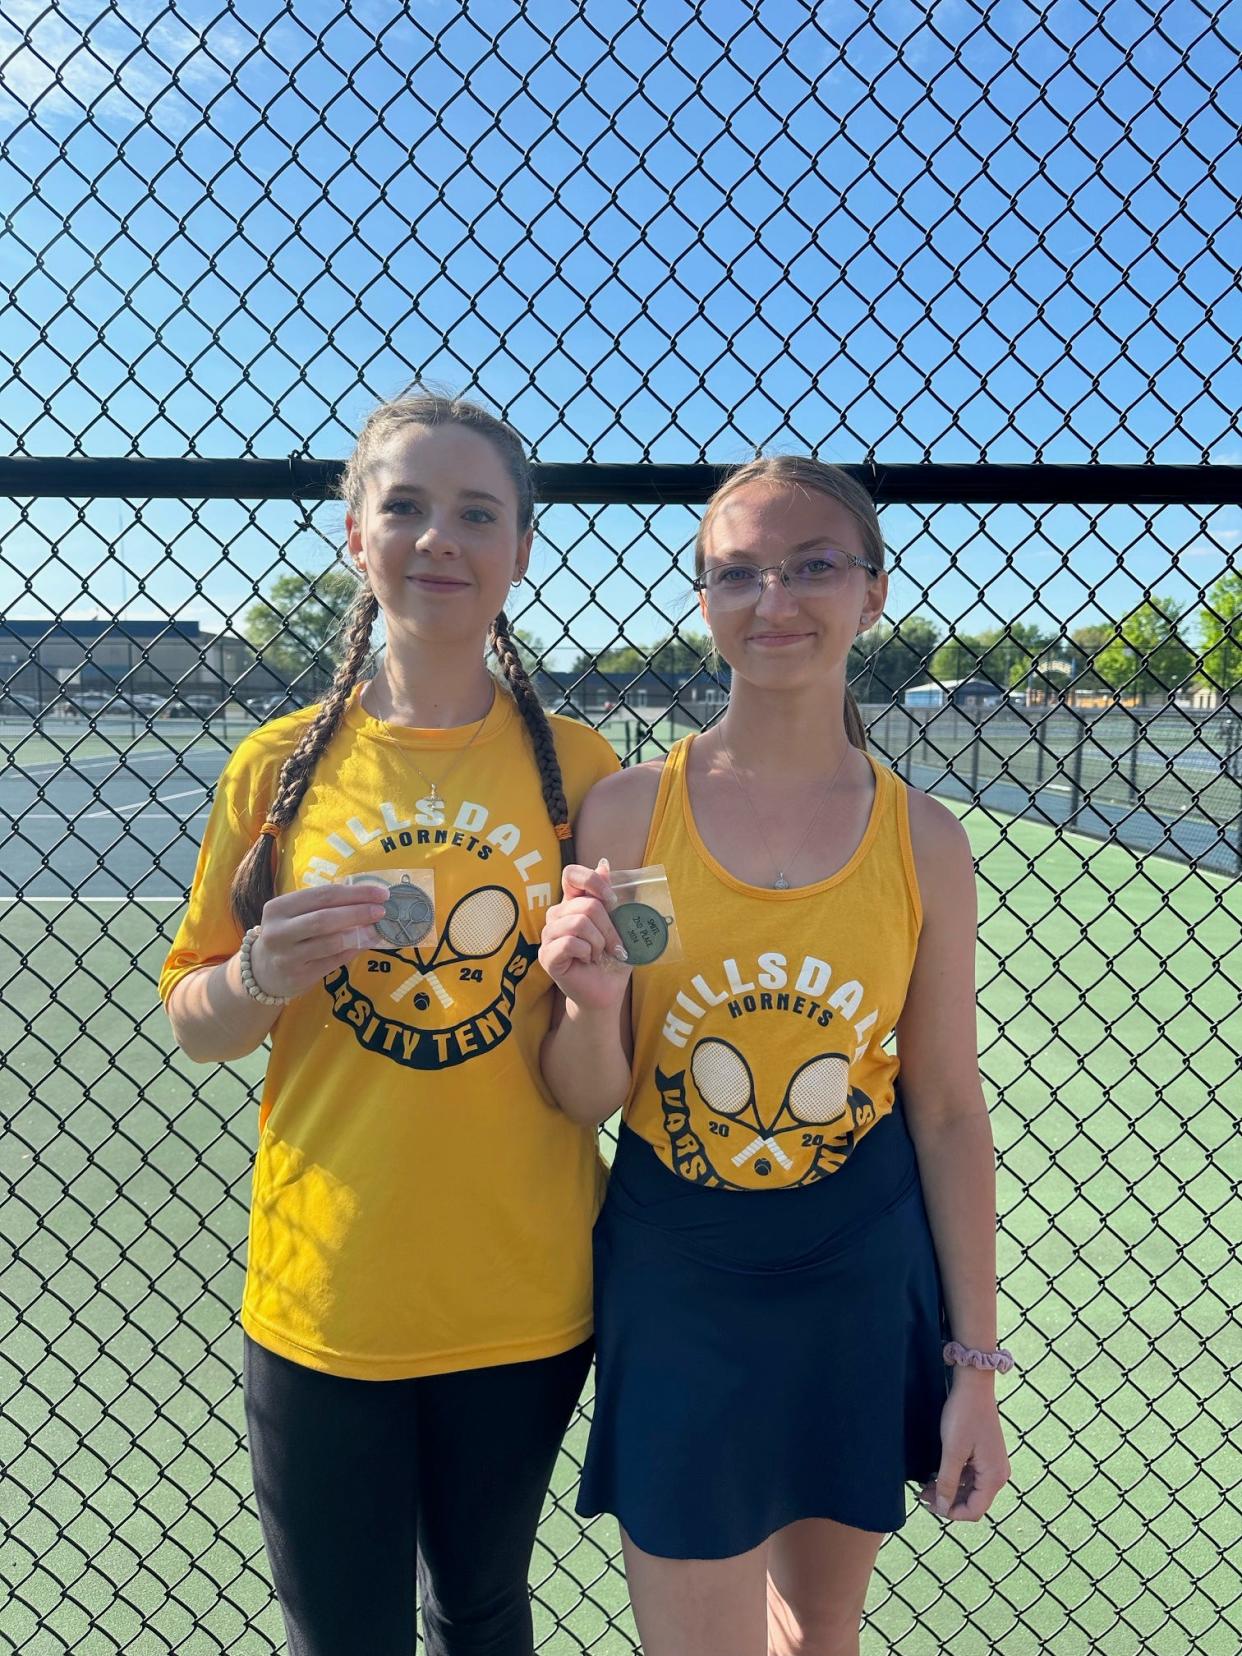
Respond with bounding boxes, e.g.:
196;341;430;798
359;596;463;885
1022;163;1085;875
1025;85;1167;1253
943;1340;1015;1374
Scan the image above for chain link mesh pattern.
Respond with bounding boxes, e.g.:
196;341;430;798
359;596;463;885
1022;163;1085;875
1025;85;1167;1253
2;3;1240;1653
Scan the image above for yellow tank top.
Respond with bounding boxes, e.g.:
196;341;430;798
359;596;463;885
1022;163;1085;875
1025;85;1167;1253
624;735;923;1189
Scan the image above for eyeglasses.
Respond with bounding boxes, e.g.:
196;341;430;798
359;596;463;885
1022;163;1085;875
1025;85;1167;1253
692;548;880;608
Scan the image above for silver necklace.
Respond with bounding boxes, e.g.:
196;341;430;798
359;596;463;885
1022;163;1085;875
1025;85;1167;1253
372;682;495;823
718;735;851;889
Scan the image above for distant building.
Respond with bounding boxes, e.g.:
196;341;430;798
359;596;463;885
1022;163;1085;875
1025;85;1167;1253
902;676;1006;710
1182;683;1224;711
535;667;728;726
0;617;288;710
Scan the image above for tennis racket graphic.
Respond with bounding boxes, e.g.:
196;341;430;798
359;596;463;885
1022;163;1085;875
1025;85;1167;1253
782;1052;851;1126
390;885;520;1011
690;1037;793;1171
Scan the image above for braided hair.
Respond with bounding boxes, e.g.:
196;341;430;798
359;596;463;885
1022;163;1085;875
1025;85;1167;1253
490;608;574;862
230;391;573;931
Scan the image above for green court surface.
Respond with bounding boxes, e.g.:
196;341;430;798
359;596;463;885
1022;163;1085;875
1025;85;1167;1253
596;713;686;764
0;720;250;771
1;806;1238;1654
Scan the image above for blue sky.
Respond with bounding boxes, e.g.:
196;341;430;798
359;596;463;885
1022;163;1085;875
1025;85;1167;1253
1;0;1238;658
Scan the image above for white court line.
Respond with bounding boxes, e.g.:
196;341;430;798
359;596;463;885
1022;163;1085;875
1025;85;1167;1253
114;787;207;816
23;787;209;820
8;749;226;779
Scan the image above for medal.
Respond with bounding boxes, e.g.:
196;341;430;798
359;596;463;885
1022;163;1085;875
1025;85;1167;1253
612;900;670;965
375;875;435;947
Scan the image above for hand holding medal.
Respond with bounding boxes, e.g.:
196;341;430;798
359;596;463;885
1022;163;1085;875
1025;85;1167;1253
540;859;682;1011
538;858;631;1011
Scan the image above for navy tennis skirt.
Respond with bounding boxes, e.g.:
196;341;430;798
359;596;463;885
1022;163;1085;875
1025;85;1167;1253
577;1102;949;1558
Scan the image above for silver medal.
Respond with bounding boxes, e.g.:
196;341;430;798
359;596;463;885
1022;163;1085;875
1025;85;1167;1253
375;875;435;947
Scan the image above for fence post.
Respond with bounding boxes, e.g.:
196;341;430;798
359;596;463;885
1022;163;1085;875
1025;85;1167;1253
1129;728;1140;800
1226;710;1242;874
1070;715;1086;821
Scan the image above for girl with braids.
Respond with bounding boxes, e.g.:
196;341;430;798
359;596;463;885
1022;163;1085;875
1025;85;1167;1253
159;392;619;1656
539;457;1011;1656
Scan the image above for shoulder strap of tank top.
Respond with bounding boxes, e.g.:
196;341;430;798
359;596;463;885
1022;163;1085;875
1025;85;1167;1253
882;758;924;934
640;733;694;865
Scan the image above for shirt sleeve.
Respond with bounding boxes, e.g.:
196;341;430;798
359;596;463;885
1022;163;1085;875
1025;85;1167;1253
557;718;622;820
586;726;622;785
157;741;274;1005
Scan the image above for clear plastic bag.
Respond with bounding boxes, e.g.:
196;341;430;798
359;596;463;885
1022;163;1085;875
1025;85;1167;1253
606;863;683;967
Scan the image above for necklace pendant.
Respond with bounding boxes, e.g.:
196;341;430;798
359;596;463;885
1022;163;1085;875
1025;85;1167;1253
773;873;790;890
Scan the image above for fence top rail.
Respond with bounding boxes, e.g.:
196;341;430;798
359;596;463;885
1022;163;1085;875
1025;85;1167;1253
2;457;1240;506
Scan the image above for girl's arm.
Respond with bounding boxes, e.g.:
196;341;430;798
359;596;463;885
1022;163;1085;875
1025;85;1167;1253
897;788;1011;1522
538;765;660;1124
166;884;389;1063
167;953;284;1064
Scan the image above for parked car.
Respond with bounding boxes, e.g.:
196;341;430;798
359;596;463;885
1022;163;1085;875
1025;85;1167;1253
252;690;304;718
0;691;45;717
151;692;217;718
65;691;115;714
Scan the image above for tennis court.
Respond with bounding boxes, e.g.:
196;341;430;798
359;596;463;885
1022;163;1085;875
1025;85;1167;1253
6;0;1242;1644
2;727;1237;1654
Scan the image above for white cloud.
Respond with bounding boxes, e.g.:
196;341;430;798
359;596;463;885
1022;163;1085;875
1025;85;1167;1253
1183;512;1241;558
0;0;250;134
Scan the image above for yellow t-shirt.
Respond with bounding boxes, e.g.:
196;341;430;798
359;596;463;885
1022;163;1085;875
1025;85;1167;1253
625;735;923;1188
159;684;619;1379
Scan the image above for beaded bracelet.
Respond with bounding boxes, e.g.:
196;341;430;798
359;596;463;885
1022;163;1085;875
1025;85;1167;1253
943;1340;1015;1374
239;925;293;1007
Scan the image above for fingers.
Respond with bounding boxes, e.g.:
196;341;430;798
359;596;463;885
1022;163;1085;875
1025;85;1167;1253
250;891;391;997
540;934;596;978
920;1455;1008;1523
920;1448;968;1520
952;1467;1007;1522
927;1452;967;1520
560;857;616;907
544;894;627;964
264;882;388;919
300;933;376;968
279;901;390;945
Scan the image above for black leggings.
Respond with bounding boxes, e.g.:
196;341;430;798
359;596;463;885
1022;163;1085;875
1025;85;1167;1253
243;1334;593;1656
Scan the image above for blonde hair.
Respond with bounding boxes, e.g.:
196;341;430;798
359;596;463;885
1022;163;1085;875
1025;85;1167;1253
695;455;886;750
230;391;570;930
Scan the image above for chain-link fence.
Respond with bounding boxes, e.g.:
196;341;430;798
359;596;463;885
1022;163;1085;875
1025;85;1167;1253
3;3;1240;1654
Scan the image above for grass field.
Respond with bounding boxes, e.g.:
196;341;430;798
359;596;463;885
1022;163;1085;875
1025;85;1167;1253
1;751;1238;1652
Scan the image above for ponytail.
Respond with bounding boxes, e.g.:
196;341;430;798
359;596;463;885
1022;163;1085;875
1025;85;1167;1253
843;686;868;752
229;588;379;930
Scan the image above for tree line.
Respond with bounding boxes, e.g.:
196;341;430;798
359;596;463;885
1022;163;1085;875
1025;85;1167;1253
243;569;1242;701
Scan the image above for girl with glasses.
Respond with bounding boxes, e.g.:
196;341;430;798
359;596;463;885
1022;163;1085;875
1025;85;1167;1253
539;456;1011;1656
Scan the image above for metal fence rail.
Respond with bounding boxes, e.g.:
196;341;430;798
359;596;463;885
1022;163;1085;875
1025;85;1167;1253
872;703;1241;875
2;0;1240;1651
